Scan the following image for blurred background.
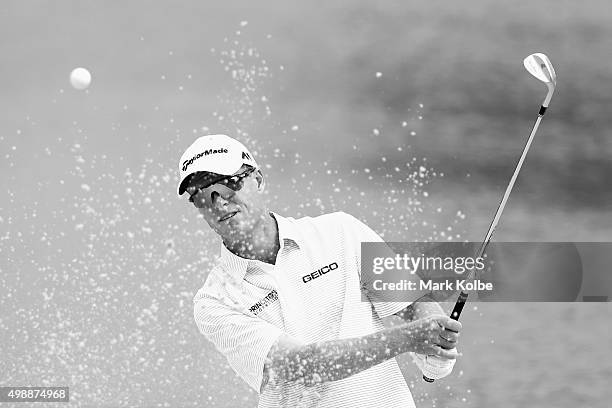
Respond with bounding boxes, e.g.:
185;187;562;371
1;0;611;407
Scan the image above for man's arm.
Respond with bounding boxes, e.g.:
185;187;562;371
262;315;460;390
394;294;447;322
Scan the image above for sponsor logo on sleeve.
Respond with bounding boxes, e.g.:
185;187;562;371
249;290;279;316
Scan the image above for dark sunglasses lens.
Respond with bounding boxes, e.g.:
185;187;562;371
188;170;254;206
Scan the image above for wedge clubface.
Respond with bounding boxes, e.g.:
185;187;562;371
523;52;557;111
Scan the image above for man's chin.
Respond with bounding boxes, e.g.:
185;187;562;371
222;217;255;237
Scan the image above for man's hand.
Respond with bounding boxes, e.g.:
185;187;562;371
403;315;461;359
412;352;456;380
404;313;461;380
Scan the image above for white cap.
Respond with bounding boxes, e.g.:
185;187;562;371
176;134;258;195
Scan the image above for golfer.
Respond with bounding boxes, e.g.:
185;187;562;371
180;135;461;407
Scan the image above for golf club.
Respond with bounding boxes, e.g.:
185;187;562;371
423;53;557;382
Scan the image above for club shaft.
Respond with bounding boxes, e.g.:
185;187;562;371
481;114;543;251
423;110;546;383
454;111;544;311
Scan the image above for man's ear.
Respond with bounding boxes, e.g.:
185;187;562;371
255;169;265;192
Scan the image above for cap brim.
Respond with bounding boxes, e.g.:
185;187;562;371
177;176;192;196
178;172;226;195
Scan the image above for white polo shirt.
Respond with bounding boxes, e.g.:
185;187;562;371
193;211;416;408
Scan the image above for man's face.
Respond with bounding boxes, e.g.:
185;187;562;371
185;165;267;240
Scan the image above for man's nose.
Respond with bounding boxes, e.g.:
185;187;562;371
211;190;232;208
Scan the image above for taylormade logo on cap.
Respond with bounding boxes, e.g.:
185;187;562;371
182;148;229;171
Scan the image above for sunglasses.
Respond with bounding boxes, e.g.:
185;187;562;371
187;168;255;208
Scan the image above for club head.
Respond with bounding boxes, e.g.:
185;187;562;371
523;53;556;86
523;53;557;107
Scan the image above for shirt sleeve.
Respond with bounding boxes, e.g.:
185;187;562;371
193;290;284;393
339;212;415;318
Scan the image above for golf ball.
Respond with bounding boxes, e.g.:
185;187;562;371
70;67;91;90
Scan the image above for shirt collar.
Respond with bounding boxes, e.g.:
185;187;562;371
219;212;302;280
271;211;302;250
